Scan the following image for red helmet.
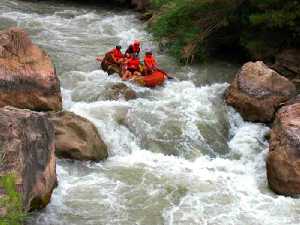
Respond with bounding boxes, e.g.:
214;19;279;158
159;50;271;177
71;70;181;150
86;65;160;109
133;40;140;46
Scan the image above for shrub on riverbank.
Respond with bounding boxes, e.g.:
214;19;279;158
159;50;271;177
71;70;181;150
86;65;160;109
0;175;27;225
148;0;300;63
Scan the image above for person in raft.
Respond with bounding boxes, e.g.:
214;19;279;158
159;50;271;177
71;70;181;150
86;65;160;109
96;45;123;64
111;45;124;64
125;40;141;57
122;53;142;80
143;50;157;75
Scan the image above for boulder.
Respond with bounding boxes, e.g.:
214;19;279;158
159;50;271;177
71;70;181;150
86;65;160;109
104;83;137;101
267;97;300;195
49;111;108;161
225;61;296;122
0;27;62;111
0;106;57;212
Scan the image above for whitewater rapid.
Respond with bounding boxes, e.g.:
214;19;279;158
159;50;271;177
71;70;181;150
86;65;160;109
1;0;300;224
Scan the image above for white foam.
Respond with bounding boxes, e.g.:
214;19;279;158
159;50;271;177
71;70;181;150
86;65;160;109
4;1;300;224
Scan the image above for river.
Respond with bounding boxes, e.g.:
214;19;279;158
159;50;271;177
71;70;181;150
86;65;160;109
1;0;300;224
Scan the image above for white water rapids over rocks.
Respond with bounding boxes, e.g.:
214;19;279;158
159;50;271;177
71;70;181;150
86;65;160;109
1;1;300;224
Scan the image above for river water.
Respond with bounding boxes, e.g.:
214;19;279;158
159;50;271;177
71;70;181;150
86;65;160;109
1;1;300;225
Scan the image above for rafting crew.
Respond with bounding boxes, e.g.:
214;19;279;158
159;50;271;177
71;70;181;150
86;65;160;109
97;40;171;87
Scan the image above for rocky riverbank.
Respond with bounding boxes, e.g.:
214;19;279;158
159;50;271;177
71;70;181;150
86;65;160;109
225;60;300;196
0;27;108;223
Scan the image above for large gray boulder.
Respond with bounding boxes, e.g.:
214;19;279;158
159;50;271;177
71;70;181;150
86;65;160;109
49;111;108;161
225;61;296;122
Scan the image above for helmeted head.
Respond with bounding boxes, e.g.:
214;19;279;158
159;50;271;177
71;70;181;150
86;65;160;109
116;45;122;50
133;40;140;47
145;48;152;56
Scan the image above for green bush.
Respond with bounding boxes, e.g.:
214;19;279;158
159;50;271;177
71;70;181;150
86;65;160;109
241;0;300;58
0;175;27;225
149;0;300;62
149;0;241;62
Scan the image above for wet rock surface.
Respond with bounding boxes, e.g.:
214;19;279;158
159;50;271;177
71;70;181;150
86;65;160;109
267;97;300;195
225;61;296;122
104;82;137;101
0;106;57;212
0;27;62;111
49;111;108;161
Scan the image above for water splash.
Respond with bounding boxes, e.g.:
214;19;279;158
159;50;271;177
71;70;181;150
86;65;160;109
1;1;300;225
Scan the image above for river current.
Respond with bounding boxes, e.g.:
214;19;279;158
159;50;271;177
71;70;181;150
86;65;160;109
1;0;300;224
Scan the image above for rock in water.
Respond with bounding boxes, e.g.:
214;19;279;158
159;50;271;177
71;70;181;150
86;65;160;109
0;27;62;111
0;106;57;212
267;97;300;195
104;83;137;101
49;111;108;161
225;61;296;122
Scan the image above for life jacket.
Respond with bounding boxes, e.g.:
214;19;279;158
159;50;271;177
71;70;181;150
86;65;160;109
112;48;123;60
133;45;140;53
144;55;157;69
127;58;140;70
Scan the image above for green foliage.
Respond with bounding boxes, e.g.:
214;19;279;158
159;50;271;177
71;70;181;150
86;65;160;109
149;0;241;62
0;175;26;225
150;0;171;9
249;0;300;28
240;0;300;59
149;0;300;62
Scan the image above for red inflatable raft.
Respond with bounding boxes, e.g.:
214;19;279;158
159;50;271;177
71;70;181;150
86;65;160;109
98;53;167;88
134;71;166;88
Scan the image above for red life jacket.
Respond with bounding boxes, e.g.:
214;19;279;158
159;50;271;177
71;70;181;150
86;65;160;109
127;58;140;70
133;45;140;53
126;44;141;55
144;55;157;69
112;48;123;60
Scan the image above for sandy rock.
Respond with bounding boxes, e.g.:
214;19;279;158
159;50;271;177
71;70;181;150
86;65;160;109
267;97;300;195
225;61;296;122
0;27;62;111
49;111;108;161
104;82;137;101
0;106;57;212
